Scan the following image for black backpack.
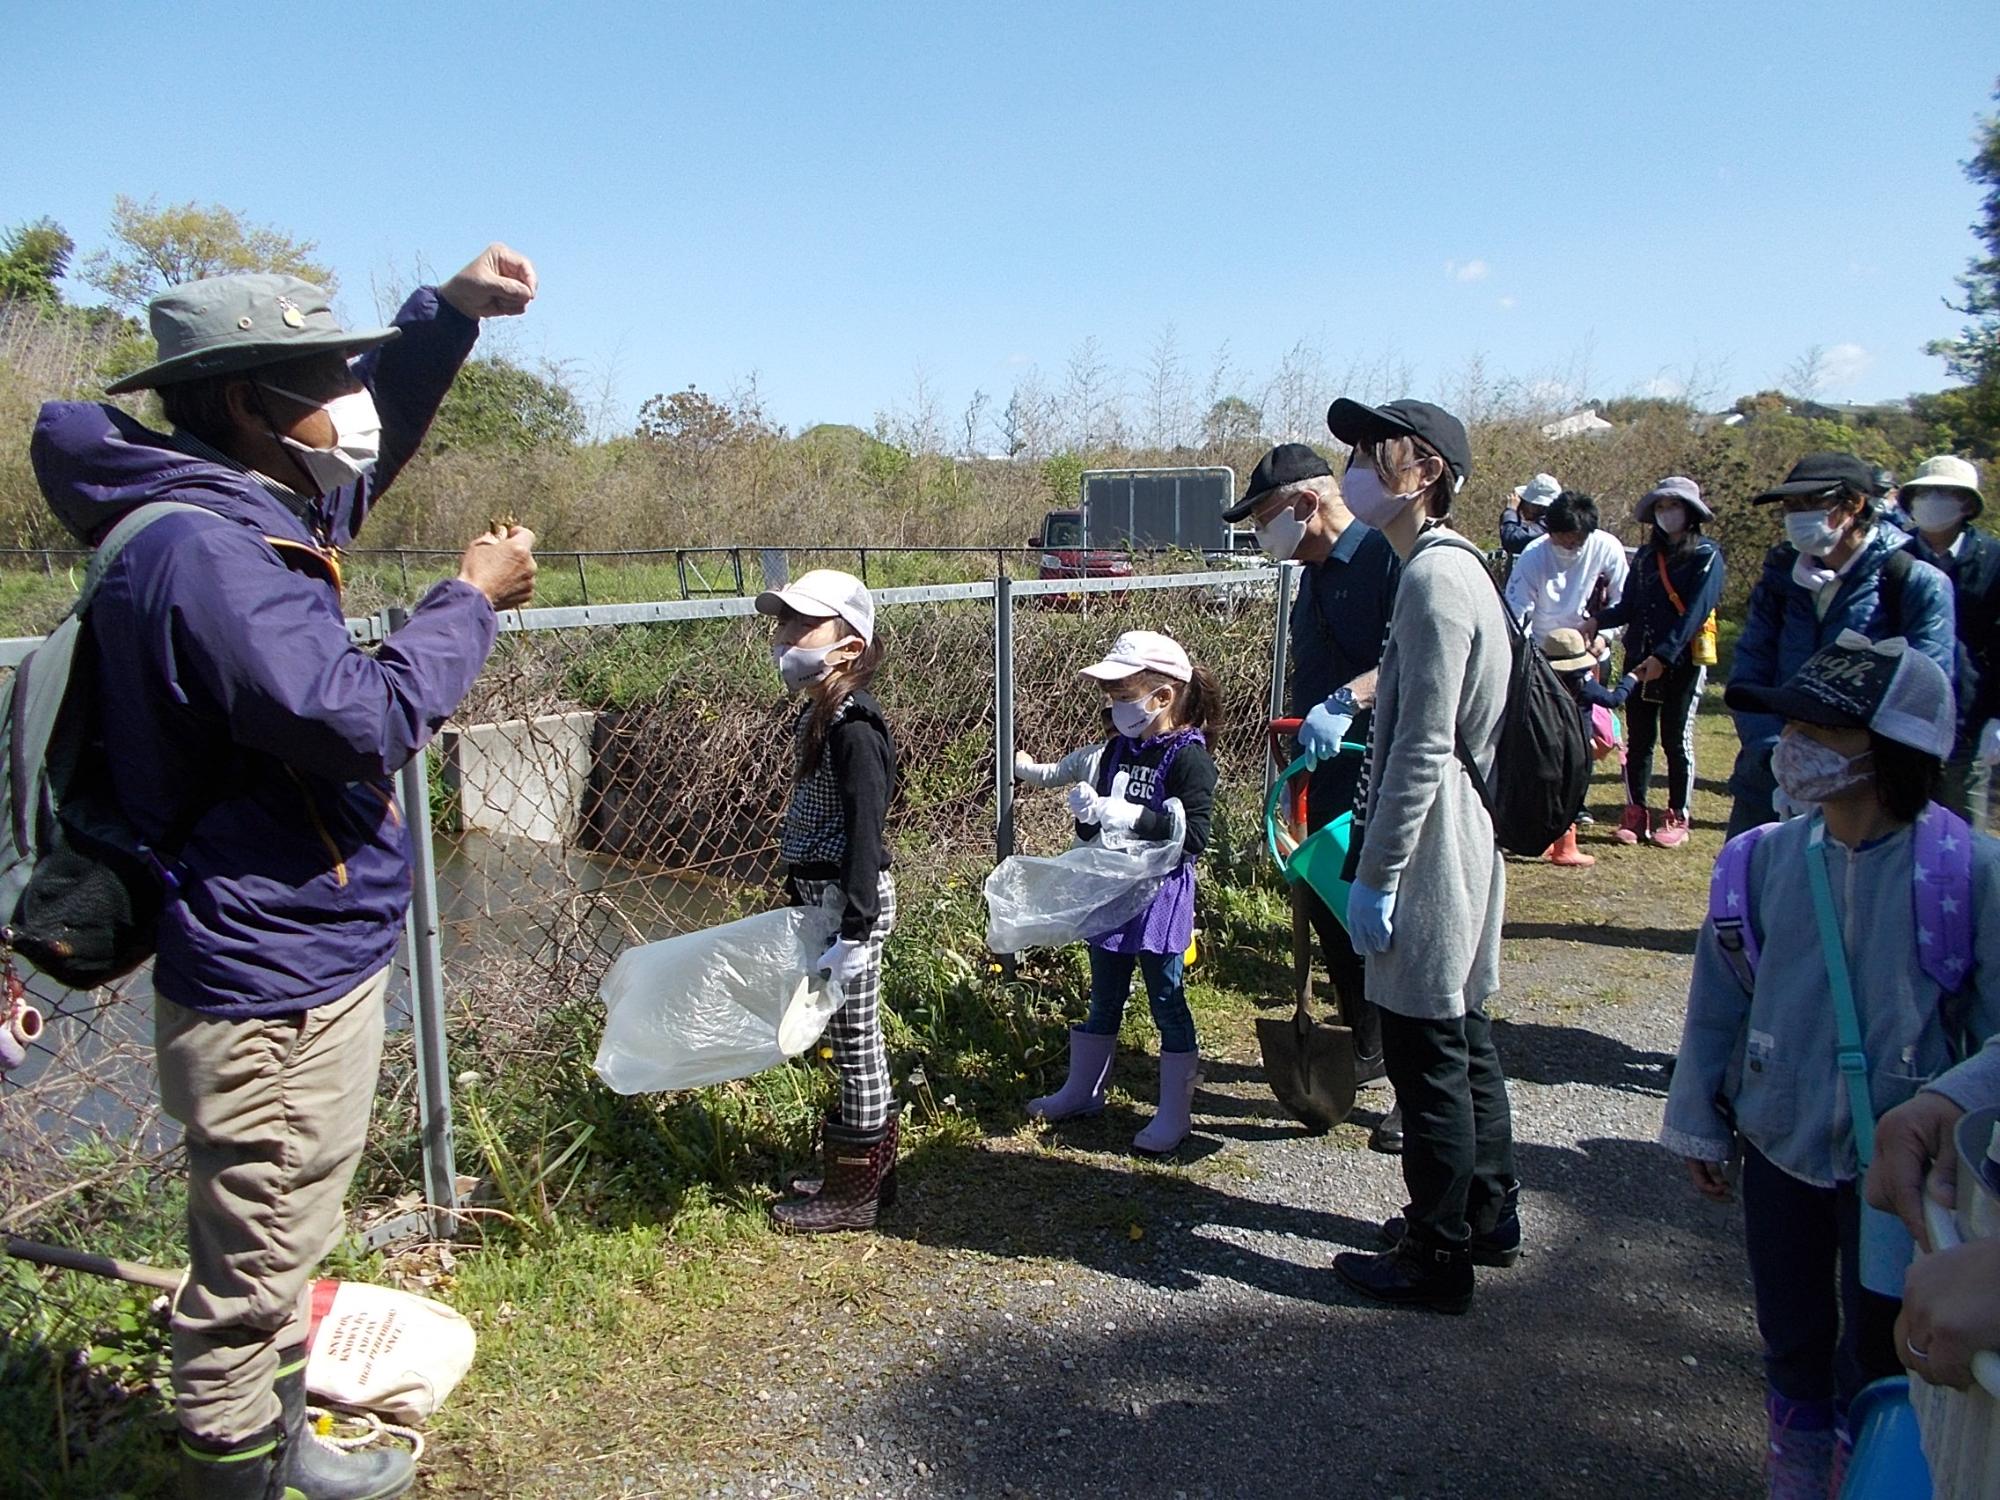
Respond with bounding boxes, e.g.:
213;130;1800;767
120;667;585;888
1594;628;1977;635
1429;537;1592;856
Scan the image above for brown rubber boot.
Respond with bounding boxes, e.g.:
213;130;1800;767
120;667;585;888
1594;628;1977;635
788;1107;900;1209
771;1116;895;1233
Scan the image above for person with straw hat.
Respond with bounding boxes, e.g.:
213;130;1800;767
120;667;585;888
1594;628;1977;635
29;245;541;1500
1901;455;2000;827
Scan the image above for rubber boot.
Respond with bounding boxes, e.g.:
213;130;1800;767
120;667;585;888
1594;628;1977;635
1132;1049;1199;1155
1342;992;1387;1087
1544;825;1595;867
771;1117;894;1233
1027;1027;1116;1121
1333;1229;1474;1315
1651;809;1691;849
178;1424;288;1500
790;1107;900;1209
276;1347;416;1498
1763;1392;1835;1500
1615;805;1650;845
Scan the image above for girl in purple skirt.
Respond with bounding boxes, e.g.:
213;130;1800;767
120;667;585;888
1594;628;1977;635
1012;629;1220;1154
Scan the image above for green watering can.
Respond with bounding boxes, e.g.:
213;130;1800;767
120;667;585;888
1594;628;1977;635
1264;741;1365;929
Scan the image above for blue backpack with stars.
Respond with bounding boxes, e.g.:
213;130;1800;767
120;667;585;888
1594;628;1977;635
1708;801;1976;995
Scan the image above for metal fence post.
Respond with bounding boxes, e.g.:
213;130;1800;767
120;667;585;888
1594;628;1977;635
994;574;1016;862
1264;561;1299;824
387;606;461;1240
574;552;590;605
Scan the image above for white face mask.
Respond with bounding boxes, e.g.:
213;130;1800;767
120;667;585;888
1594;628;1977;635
1910;494;1966;534
261;384;383;495
1784;508;1849;559
1254;502;1310;563
774;638;856;693
1550;544;1582;568
1109;692;1167;739
1654;504;1688;536
1771;729;1874;804
1341;462;1420;530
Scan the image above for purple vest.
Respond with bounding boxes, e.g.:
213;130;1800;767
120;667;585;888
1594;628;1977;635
1090;728;1203;956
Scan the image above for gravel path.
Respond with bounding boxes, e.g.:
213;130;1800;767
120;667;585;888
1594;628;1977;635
652;933;1769;1500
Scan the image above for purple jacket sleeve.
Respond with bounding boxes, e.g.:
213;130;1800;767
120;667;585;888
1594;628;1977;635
164;526;497;783
318;287;479;547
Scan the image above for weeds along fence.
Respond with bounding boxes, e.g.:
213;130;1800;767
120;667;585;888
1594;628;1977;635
0;565;1296;1414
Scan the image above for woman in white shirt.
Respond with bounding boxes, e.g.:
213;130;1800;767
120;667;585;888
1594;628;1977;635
1504;490;1629;639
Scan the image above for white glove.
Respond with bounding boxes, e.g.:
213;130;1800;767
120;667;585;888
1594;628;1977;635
817;938;870;987
1094;796;1144;837
1980;719;2000;767
1066;784;1099;822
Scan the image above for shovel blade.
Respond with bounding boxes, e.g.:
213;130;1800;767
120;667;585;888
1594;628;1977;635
1256;1015;1358;1131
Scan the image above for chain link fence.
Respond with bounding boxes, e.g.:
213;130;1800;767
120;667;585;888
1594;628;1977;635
0;563;1288;1475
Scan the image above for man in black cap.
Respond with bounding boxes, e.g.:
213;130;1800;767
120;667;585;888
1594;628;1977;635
1725;451;1955;836
1228;444;1402;1148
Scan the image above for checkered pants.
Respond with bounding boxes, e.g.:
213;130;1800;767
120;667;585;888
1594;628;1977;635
793;873;897;1131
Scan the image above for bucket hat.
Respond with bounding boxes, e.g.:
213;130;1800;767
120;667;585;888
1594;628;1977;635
105;273;399;395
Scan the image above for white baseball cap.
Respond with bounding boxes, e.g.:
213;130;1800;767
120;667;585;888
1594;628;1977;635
1079;630;1192;683
1513;473;1562;508
754;568;875;645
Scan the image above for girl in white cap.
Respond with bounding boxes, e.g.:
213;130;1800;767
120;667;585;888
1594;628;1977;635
1013;629;1220;1154
753;569;900;1232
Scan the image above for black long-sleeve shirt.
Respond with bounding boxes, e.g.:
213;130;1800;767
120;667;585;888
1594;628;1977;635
779;690;896;939
1073;732;1217;857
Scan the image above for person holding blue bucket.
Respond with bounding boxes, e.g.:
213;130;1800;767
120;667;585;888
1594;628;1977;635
1662;633;2000;1497
1228;443;1403;1151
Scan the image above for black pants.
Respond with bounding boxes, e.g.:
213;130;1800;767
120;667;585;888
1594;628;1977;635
1379;1002;1517;1246
1623;656;1705;813
1740;1144;1901;1409
1303;760;1380;1059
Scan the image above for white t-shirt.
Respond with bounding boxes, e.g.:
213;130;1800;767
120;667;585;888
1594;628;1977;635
1504;529;1629;637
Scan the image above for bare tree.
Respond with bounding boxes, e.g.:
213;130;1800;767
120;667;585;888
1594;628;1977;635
1138;323;1193;450
1001;368;1057;459
1781;344;1828;405
1061;335;1123;450
1264;337;1330;444
961;388;990;457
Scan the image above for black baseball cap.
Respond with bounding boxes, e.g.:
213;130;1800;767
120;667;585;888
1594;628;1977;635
1223;443;1333;522
1723;630;1953;757
1750;452;1876;504
1871;466;1897;497
1326;398;1472;486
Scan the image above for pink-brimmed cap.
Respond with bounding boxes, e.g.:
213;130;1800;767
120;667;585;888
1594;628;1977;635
1079;630;1192;683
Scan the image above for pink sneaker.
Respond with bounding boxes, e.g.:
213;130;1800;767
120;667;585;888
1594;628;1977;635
1614;806;1649;845
1651;810;1690;849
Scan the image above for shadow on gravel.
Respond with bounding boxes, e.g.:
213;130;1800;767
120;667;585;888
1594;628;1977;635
1494;1019;1676;1097
1502;920;1699;955
861;1153;1762;1499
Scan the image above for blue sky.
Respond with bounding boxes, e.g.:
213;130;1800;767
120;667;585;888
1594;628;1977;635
3;1;1994;438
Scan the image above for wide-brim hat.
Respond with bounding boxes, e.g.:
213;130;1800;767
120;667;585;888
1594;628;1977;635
1326;397;1471;487
1900;454;1985;521
1539;627;1599;674
1224;443;1332;522
1750;452;1874;505
1723;630;1954;757
105;272;399;395
1637;475;1713;526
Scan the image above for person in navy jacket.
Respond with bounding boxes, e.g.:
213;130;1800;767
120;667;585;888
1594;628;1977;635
1724;453;1955;838
1901;455;2000;827
29;247;540;1500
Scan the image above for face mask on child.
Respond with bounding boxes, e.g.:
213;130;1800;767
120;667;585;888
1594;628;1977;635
1772;729;1874;804
774;638;856;692
1109;691;1168;739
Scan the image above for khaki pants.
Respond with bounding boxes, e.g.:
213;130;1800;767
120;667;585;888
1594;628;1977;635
156;968;389;1443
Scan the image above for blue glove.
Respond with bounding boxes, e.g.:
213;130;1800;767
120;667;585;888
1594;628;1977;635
1347;881;1397;956
1298;695;1355;763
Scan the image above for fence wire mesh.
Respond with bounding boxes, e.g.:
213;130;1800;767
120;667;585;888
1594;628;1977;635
0;565;1284;1470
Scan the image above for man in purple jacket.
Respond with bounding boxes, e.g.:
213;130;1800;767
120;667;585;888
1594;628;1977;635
30;245;540;1499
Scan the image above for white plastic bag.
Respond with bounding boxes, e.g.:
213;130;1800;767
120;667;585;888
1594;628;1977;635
304;1280;476;1424
593;904;842;1094
983;824;1186;954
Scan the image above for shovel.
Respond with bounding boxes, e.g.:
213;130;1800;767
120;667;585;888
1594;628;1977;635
1255;726;1362;1131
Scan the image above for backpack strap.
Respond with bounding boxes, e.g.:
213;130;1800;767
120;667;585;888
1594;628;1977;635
1416;533;1516;813
1913;802;1975;997
1877;546;1914;633
1805;815;1878;1168
1709;822;1776;991
73;502;217;619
